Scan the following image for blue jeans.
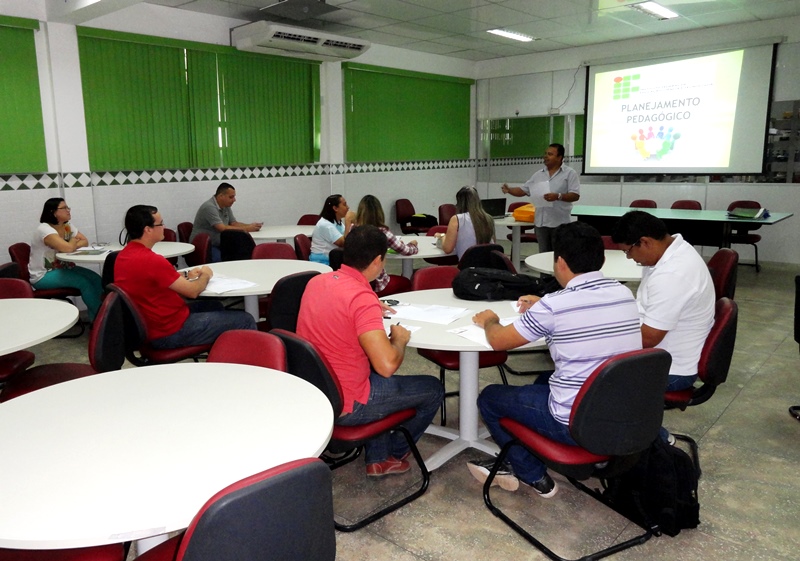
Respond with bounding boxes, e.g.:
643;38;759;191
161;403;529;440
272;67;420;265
478;383;575;484
336;371;444;464
150;301;256;349
660;374;698;441
33;267;104;321
210;246;222;263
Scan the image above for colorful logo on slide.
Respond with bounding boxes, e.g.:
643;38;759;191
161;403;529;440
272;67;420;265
631;126;681;160
613;75;640;99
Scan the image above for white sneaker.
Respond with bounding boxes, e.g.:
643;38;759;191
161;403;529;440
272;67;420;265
467;458;520;492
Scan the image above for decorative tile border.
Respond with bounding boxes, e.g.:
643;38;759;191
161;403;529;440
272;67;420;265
0;157;583;191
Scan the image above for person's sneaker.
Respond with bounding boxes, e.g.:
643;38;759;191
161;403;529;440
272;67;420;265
522;473;559;498
666;432;676;446
366;457;410;477
467;458;520;491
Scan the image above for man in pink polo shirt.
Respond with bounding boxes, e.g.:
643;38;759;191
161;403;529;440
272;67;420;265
297;225;443;477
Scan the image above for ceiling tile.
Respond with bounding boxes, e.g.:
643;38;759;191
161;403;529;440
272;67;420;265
400;41;466;55
314;7;399;28
495;0;585;19
373;21;450;41
339;0;440;21
346;29;417;46
412;13;495;34
400;0;494;12
452;4;539;27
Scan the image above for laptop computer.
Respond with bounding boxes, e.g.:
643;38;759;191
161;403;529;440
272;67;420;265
481;197;507;219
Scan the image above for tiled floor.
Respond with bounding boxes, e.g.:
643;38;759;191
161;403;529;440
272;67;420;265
21;244;800;560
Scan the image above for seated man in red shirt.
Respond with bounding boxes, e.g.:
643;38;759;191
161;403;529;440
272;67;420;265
297;225;443;476
115;204;255;349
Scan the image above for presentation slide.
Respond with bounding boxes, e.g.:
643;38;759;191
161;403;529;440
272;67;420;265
584;45;775;175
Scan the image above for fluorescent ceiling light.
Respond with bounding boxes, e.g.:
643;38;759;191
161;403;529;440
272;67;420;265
487;29;536;42
629;1;680;20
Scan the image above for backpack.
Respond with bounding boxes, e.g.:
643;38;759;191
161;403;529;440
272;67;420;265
408;214;437;229
452;267;560;301
602;438;700;537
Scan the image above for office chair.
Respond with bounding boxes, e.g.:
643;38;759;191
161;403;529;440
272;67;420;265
294;233;311;261
630;199;657;208
184;233;211;267
671;200;702;210
219;229;255;261
395;198;430;235
297;214;319;226
457;243;505;270
272;329;430;532
483;348;671;561
0;278;36;384
727;200;763;272
268;271;320;332
177;222;193;244
438;203;456;226
135;458;335;561
707;248;738;300
207;330;287;371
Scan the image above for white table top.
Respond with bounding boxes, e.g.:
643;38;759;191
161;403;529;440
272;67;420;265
383;289;542;352
0;299;79;356
384;236;453;261
493;216;533;228
56;242;194;264
190;259;331;298
0;362;333;549
525;250;643;282
250;225;315;242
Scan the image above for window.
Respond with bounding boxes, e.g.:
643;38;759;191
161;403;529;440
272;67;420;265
342;63;473;162
0;17;46;174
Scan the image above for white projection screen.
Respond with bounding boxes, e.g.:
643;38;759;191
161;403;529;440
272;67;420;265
583;44;776;175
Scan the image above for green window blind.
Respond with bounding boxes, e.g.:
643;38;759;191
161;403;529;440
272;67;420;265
574;114;585;156
78;29;320;171
218;52;319;167
343;63;473;162
79;37;192;170
488;115;580;158
0;18;47;174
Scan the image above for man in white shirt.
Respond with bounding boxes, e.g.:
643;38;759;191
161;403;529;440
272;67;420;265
501;143;581;253
613;210;715;442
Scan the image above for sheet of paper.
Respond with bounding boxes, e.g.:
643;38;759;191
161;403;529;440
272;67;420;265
384;323;422;336
203;275;258;294
530;181;552;208
389;304;470;325
448;324;492;349
71;248;110;255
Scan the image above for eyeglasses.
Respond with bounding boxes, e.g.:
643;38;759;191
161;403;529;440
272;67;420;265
152;222;165;228
56;206;71;211
623;240;641;256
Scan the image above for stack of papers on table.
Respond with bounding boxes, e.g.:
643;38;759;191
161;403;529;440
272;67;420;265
72;248;111;256
203;275;257;294
389;304;469;325
448;317;518;349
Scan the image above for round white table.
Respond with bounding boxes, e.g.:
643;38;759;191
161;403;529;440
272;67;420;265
384;289;544;471
494;216;534;273
525;250;643;282
186;259;331;320
56;242;194;264
250;225;315;243
0;299;79;356
386;236;454;278
0;362;333;550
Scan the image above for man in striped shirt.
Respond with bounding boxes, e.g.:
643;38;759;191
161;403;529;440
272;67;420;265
468;221;642;497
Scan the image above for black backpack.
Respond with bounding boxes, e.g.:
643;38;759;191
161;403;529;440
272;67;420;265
408;214;437;229
602;438;700;537
452;267;559;301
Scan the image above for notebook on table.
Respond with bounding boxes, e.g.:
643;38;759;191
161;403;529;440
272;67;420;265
481;198;507;218
727;207;765;219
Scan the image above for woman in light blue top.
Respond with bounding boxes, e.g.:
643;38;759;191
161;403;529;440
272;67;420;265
309;194;355;265
438;186;495;259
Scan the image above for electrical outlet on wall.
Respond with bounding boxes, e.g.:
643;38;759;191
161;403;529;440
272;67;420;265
548;108;560;115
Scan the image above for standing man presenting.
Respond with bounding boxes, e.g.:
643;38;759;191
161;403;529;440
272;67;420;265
191;182;263;262
297;225;443;477
502;143;580;253
116;205;256;349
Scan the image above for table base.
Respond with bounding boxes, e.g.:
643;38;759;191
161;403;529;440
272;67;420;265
423;426;498;471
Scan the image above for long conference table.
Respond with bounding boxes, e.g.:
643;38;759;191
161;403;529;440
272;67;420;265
0;363;333;550
570;205;793;248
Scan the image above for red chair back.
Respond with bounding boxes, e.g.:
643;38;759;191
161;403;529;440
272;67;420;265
8;243;32;283
438;203;456;226
177;222;193;244
697;298;737;387
411;266;459;290
252;242;297;260
186;233;212;267
0;278;34;299
671;200;702;210
297;214;319;226
163;228;178;266
395;198;416;223
458;243;505;270
208;330;287;371
629;199;657;208
294;234;311;261
490;250;516;274
375;275;412;298
707;248;738;300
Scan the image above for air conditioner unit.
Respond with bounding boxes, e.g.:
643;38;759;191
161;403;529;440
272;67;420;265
231;21;370;62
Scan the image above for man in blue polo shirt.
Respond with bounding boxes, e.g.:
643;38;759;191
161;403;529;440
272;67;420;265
468;222;642;497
